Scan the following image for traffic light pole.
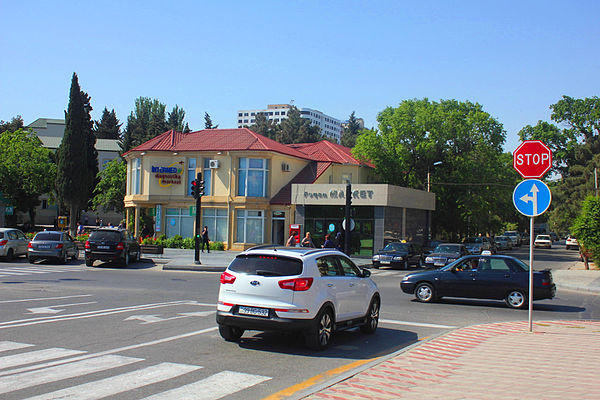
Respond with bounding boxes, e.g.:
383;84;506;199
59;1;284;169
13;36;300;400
193;172;203;264
344;183;351;254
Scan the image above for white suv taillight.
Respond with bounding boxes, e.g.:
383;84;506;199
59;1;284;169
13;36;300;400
278;277;313;291
220;271;236;284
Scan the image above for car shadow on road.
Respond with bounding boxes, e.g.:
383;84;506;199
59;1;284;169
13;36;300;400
417;298;585;313
233;327;419;359
87;258;158;270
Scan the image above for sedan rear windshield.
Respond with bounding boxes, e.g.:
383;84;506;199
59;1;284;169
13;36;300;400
434;245;460;253
90;231;121;241
34;233;62;241
229;255;303;277
464;237;482;243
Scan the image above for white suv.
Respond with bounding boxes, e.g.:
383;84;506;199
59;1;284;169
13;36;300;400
216;246;381;350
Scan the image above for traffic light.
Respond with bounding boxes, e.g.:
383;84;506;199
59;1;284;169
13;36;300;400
191;180;199;199
197;179;205;197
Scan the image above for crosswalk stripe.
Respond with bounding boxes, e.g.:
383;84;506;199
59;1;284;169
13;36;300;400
145;371;271;400
25;362;202;400
0;270;29;275
0;348;86;370
0;341;34;353
0;267;76;273
0;354;143;395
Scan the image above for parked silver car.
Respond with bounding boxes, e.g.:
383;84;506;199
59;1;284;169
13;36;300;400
0;228;29;261
28;230;79;264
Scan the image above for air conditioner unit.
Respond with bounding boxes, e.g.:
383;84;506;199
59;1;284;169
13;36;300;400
209;160;220;169
281;163;291;172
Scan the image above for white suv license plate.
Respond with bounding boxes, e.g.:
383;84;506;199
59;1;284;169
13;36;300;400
238;306;269;317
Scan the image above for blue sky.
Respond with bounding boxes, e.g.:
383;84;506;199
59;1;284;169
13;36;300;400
1;0;598;152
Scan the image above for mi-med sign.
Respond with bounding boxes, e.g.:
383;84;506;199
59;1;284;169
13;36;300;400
513;140;552;178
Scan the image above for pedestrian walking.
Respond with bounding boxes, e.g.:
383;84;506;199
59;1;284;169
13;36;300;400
322;234;335;248
301;232;315;247
286;233;297;247
201;226;210;253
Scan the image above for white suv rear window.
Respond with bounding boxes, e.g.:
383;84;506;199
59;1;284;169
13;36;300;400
229;255;303;277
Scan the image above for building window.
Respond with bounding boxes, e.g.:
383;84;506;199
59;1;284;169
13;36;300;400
238;120;242;124
250;119;255;123
275;111;280;115
251;112;255;116
236;210;264;243
132;158;141;195
244;119;248;123
165;208;194;238
237;158;268;197
203;158;213;196
281;111;286;115
202;208;228;242
42;199;48;209
244;113;248;116
187;158;196;196
238;113;242;117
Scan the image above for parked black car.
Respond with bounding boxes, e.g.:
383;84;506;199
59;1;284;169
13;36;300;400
400;255;555;309
463;237;496;254
372;242;423;269
423;243;470;269
28;230;79;264
85;228;140;267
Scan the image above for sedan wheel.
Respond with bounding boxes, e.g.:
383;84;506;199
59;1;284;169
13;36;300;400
415;282;436;303
505;290;526;309
218;324;244;342
306;308;334;350
360;297;380;334
58;251;67;265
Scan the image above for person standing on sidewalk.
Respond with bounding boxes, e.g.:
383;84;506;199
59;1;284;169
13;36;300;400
201;226;210;253
301;232;315;247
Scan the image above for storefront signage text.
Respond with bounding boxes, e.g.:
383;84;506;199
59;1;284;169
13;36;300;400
152;162;183;187
304;189;374;200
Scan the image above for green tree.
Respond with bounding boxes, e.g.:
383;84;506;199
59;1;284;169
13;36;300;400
278;106;322;144
94;108;121;139
571;195;600;266
518;121;576;177
341;111;361;147
0;129;56;226
550;95;600;143
204;112;218;129
353;98;514;238
55;73;98;234
91;158;126;214
121;97;168;152
249;112;280;140
0;116;24;134
167;105;190;132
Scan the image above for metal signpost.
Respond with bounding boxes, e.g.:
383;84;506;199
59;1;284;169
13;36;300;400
512;141;553;332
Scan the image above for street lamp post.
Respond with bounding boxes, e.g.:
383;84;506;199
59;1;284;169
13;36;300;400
427;161;443;192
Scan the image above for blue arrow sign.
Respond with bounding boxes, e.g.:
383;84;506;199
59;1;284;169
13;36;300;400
513;179;552;217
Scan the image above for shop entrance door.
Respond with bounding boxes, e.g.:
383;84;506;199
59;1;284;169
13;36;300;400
272;217;285;245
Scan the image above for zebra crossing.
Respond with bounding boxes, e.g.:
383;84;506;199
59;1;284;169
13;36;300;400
0;340;271;399
0;264;84;278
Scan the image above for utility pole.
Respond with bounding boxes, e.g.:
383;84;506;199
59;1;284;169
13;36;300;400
344;183;352;254
191;172;204;264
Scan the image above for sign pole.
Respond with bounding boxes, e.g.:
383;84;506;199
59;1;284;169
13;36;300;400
529;217;534;332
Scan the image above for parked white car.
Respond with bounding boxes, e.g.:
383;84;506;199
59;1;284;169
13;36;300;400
0;228;29;261
534;235;552;249
216;246;380;350
566;236;579;250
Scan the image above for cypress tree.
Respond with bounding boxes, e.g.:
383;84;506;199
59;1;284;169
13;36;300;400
94;108;121;139
56;73;98;234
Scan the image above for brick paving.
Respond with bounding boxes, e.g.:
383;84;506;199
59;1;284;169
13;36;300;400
305;320;600;400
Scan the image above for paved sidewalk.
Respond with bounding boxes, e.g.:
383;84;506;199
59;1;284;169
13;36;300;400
302;320;600;400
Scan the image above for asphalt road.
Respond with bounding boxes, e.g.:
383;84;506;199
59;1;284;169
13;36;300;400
0;242;597;399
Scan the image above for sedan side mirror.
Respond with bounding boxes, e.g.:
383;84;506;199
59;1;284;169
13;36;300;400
361;268;371;278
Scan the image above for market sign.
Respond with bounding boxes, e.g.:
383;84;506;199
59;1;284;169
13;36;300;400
152;161;184;187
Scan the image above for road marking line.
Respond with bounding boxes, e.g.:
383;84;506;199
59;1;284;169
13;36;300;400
0;327;219;377
0;270;29;275
0;300;211;329
0;347;86;370
26;362;202;400
0;354;143;395
26;302;98;314
0;295;93;304
379;319;457;329
0;341;34;353
146;371;271;400
263;358;376;400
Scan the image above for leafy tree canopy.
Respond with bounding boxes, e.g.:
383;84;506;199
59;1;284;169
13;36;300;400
353;98;515;238
92;158;126;214
249;111;280;140
121;97;168;152
167;105;190;132
341;111;361;148
278;106;322;144
94;108;121;140
0;128;56;224
0;116;24;134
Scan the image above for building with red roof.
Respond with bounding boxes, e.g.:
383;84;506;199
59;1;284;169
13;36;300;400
124;128;434;252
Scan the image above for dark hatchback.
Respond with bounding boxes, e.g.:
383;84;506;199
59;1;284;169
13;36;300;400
85;228;140;267
401;255;555;309
423;243;470;269
372;242;423;269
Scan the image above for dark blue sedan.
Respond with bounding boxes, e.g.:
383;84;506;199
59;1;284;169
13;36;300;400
401;255;555;309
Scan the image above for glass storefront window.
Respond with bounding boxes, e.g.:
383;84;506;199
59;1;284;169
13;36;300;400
203;159;212;196
165;208;194;238
202;208;228;242
236;210;264;243
187;158;196;196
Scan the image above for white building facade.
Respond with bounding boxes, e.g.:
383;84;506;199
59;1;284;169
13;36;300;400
237;104;343;143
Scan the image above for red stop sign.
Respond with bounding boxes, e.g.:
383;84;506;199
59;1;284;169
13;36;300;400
513;140;552;178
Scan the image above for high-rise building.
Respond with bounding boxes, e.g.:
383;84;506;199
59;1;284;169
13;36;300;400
237;104;342;143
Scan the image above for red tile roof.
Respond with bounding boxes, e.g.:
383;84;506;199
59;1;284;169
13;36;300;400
128;128;311;160
288;140;370;166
